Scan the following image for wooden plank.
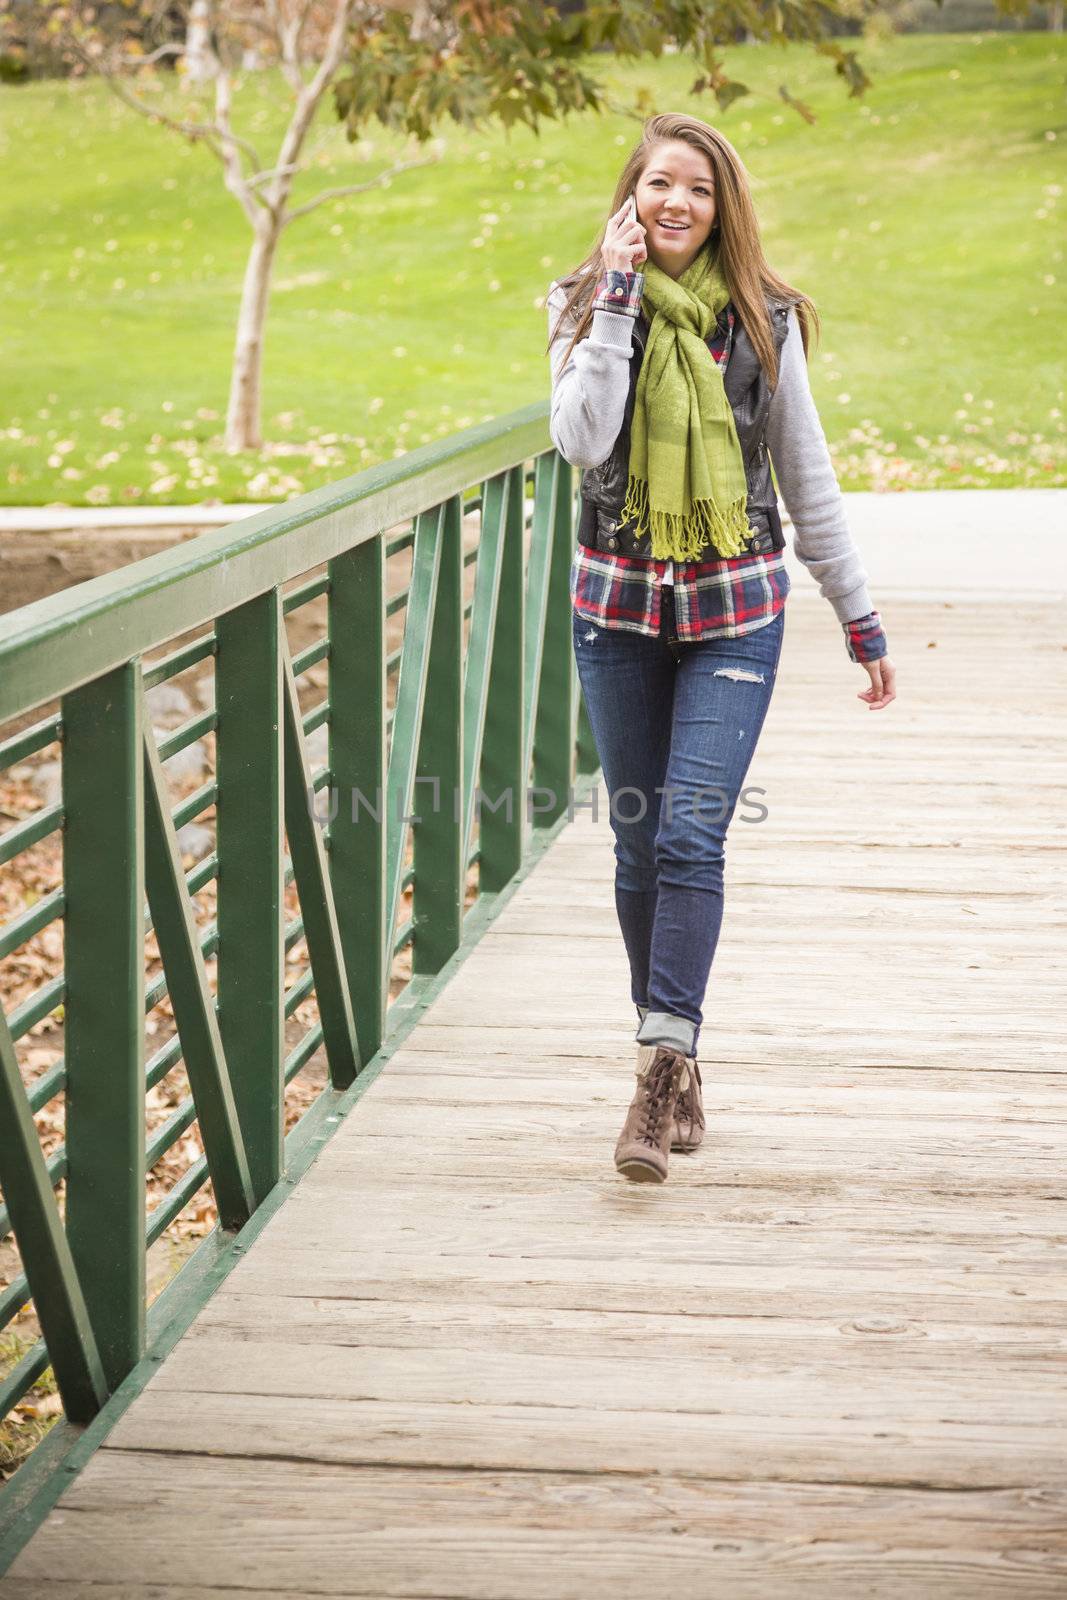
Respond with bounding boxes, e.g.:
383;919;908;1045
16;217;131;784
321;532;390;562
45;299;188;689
238;1217;1066;1280
426;949;1067;986
378;1020;1067;1066
293;1138;1065;1194
340;1063;1067;1111
269;1143;1062;1191
487;922;1067;954
269;1097;1065;1155
219;1244;1067;1325
98;1389;1067;1492
233;1177;1067;1235
420;994;1067;1030
146;1337;1062;1427
9;1455;1067;1599
424;989;1065;1023
377;1049;1067;1090
270;1184;1067;1243
187;1294;1067;1351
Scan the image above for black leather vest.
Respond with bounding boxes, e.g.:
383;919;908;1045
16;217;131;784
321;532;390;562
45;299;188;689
576;294;792;560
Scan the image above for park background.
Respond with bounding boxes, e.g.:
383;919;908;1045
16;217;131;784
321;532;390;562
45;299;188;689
1;7;1064;521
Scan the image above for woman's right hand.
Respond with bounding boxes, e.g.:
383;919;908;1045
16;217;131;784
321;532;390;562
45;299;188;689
601;200;647;275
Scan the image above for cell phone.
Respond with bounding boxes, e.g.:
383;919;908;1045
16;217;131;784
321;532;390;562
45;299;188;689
625;191;646;267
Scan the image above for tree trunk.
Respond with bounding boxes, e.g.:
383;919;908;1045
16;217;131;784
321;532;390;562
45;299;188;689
184;0;217;86
225;220;281;452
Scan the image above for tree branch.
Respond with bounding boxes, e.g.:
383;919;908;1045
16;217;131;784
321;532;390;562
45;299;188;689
138;42;186;66
265;0;306;92
248;162;305;190
266;0;356;211
215;65;266;226
292;0;317;65
281;154;439;228
67;33;264;174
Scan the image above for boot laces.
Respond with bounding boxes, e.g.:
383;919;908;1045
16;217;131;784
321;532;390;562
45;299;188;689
674;1059;702;1131
638;1051;684;1145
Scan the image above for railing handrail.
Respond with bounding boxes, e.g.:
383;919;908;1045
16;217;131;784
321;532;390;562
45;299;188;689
0;402;550;723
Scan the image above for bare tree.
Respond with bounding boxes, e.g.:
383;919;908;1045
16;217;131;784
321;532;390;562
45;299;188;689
57;2;438;449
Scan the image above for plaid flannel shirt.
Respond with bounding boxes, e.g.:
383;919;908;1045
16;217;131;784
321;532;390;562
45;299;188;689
571;268;888;665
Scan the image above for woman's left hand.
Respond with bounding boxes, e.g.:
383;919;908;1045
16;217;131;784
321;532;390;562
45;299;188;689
858;655;896;710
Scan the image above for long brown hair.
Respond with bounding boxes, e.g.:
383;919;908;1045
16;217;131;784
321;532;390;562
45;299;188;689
545;112;819;389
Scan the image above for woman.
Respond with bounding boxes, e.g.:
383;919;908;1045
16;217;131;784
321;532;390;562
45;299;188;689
545;113;897;1185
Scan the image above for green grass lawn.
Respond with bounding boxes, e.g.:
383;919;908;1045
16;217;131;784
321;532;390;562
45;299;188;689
0;30;1063;506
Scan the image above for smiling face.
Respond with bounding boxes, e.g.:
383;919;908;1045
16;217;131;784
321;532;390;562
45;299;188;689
634;140;718;280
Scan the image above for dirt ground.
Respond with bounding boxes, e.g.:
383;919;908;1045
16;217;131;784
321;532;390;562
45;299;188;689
1;526;215;618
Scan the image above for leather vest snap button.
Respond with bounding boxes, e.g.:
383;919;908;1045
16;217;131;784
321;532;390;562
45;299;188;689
606;536;618;549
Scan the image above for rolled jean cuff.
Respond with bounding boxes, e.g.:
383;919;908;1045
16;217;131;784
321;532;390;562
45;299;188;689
636;1010;697;1059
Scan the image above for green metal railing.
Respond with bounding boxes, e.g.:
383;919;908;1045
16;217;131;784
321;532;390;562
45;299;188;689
0;403;598;1532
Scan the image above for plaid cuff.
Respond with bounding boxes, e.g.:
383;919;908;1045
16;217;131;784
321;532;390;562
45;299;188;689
844;611;888;665
592;268;645;316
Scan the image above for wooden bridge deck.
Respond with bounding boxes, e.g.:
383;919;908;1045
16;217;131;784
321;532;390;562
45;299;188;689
4;562;1066;1597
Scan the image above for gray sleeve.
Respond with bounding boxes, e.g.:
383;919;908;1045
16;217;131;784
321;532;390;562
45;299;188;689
765;306;875;625
546;279;637;470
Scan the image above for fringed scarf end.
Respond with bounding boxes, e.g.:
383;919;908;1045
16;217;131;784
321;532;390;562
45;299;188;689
618;475;752;562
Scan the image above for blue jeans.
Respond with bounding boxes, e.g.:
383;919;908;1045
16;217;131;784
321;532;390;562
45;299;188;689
571;587;785;1061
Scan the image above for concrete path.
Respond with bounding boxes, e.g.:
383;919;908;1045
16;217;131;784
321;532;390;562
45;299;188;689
4;486;1066;602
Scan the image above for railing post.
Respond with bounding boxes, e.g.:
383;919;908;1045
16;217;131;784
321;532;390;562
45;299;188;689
480;465;526;892
215;592;285;1205
384;508;443;950
413;495;463;974
281;641;361;1091
0;1013;108;1423
328;540;388;1069
143;720;255;1231
531;453;575;829
62;662;146;1390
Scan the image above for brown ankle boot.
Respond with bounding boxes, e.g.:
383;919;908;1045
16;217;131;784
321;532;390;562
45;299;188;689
614;1043;694;1183
670;1058;705;1153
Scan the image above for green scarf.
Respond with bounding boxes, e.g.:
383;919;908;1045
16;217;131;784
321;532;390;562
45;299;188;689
619;247;752;561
